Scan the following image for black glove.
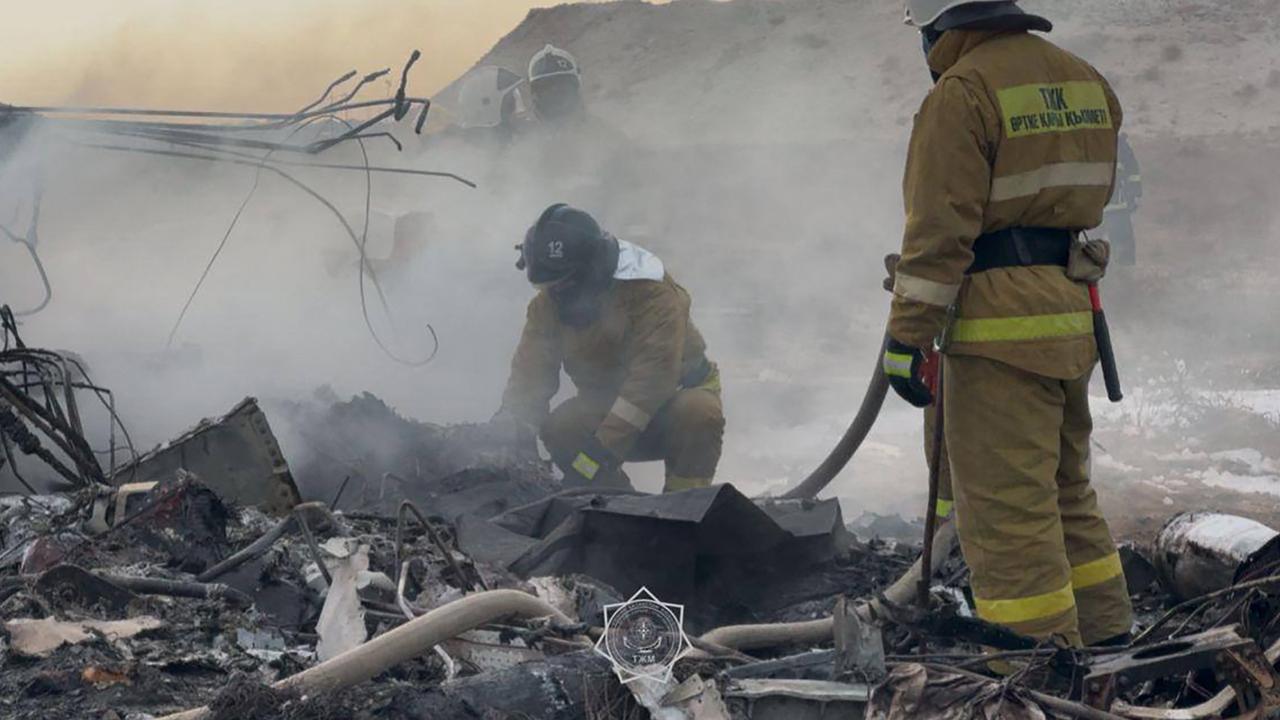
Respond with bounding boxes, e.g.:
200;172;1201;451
563;435;620;486
883;338;938;408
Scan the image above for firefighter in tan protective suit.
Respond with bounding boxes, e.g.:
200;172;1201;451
883;0;1133;647
496;204;724;492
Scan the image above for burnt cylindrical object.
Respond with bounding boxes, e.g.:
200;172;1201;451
1154;512;1280;601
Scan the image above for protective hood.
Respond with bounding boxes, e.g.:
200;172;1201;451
613;240;665;282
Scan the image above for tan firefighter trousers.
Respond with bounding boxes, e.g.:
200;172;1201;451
541;386;725;493
945;354;1132;646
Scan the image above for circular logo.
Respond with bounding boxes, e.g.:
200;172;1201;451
595;588;691;683
605;600;682;672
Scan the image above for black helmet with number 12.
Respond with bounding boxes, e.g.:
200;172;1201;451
516;204;621;326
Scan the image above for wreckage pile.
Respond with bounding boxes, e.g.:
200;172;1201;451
4;323;1280;718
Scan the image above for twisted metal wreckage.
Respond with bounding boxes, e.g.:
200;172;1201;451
3;53;1280;720
4;371;1280;720
0;50;474;362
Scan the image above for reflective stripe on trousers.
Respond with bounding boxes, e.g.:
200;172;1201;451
946;354;1133;646
975;552;1124;626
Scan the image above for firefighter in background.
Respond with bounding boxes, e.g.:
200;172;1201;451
522;44;630;155
885;0;1133;647
526;45;591;127
452;65;526;144
1102;132;1142;266
495;204;724;493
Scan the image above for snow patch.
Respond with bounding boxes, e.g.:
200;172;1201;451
1197;468;1280;497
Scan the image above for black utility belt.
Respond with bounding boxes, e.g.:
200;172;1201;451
967;227;1075;275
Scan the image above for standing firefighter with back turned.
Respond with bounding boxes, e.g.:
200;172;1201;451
885;0;1133;646
495;204;725;493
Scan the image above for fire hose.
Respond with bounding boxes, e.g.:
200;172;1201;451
689;521;960;657
782;332;891;500
157;589;575;720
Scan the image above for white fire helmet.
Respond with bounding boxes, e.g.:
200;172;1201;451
456;66;525;129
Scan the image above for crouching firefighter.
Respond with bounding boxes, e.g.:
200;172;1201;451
494;204;725;492
884;0;1133;647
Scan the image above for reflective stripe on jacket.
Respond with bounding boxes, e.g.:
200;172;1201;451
889;30;1123;379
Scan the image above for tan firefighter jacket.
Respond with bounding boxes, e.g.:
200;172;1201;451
890;29;1123;380
501;245;710;458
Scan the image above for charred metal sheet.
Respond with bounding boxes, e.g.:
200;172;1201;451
420;467;559;521
507;485;793;628
400;650;615;720
1119;541;1159;595
112;397;301;515
1154;512;1280;601
34;564;136;617
724;678;870;720
454;513;538;566
756;497;854;562
1082;626;1278;711
834;596;886;682
501;485;862;630
724;650;838;681
489;487;637;537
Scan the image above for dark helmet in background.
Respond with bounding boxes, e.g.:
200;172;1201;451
528;44;584;121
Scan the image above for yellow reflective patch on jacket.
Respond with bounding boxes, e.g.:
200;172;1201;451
951;311;1093;343
975;582;1076;625
693;365;723;395
1071;552;1124;591
883;352;915;379
935;498;954;518
997;81;1112;139
572;452;600;480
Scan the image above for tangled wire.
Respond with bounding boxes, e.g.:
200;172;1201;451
1;50;473;367
0;305;136;492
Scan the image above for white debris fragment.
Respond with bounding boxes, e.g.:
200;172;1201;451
4;616;164;658
316;545;369;661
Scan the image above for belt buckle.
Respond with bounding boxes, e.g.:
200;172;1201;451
936;304;958;352
1010;228;1034;266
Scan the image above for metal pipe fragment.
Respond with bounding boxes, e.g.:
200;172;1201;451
1153;511;1280;601
157;589;574;720
98;574;251;608
195;502;334;583
195;515;293;583
1109;636;1280;719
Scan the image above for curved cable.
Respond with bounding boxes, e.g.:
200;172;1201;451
156;116;438;364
